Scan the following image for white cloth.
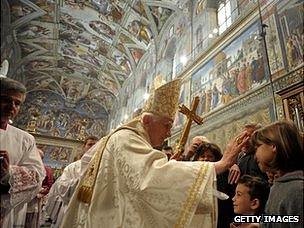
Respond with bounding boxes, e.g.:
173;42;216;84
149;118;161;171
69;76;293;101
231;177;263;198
62;119;217;228
45;160;82;228
0;124;45;228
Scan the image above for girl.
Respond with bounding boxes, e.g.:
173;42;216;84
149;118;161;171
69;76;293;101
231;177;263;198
251;121;303;228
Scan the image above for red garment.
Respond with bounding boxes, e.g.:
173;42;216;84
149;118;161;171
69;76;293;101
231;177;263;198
41;166;54;195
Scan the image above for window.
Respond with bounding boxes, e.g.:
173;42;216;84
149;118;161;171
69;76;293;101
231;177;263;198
217;0;232;34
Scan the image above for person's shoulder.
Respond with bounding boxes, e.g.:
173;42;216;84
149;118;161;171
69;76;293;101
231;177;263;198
8;124;35;141
111;127;140;140
65;160;81;170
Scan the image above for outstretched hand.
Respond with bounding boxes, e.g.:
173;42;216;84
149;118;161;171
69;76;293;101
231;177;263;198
215;131;250;174
224;131;250;166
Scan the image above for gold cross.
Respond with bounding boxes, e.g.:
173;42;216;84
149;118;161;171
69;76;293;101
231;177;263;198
174;96;204;157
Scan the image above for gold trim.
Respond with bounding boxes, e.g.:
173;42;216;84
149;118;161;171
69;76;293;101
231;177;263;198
174;163;209;227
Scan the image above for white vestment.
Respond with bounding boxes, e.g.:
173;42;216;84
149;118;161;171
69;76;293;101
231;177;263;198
0;124;45;228
45;160;82;228
62;119;217;228
45;143;97;228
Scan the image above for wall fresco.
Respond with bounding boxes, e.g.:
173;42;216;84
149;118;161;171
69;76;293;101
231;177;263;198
191;21;268;115
15;90;107;140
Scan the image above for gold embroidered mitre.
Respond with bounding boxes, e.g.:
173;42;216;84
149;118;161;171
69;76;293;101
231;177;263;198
143;78;181;120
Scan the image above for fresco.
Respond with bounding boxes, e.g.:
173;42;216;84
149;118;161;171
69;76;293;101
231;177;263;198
17;21;54;40
19;42;38;58
277;0;303;71
5;0;184;128
126;12;152;45
15;90;108;139
149;6;173;32
263;13;284;75
193;0;218;55
10;1;36;23
35;0;56;22
37;144;73;179
133;1;148;18
191;21;268;115
200;107;272;151
173;83;186;129
91;0;124;23
129;47;144;64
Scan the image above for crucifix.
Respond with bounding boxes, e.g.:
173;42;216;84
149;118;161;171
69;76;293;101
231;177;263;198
174;96;204;158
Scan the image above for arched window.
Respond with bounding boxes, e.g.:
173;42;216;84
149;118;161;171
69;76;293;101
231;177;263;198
217;0;232;34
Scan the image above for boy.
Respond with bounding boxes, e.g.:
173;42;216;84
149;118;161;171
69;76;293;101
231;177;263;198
231;175;270;227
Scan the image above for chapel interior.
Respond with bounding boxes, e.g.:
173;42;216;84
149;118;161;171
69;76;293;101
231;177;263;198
1;0;303;178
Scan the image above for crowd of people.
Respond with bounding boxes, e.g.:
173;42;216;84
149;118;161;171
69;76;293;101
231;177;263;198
1;76;303;228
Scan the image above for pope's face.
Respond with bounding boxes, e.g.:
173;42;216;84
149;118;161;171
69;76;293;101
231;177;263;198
0;91;25;123
147;116;173;148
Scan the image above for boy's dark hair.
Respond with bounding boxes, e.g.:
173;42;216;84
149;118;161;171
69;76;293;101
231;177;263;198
251;121;304;172
238;175;270;215
0;77;26;94
193;142;222;161
84;136;98;145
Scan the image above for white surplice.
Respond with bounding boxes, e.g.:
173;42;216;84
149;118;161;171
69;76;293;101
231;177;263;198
45;160;82;228
0;124;45;228
62;119;217;228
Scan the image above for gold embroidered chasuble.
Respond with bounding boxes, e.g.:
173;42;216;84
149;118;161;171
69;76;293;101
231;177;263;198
61;118;217;228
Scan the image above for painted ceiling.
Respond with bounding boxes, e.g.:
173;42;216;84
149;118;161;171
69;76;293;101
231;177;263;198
5;0;184;117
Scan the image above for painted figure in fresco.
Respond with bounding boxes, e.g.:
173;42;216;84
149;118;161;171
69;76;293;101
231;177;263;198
211;83;220;109
195;25;204;51
200;91;206;114
255;53;265;83
50;127;60;137
245;62;253;89
151;7;161;29
58;112;70;128
236;63;248;94
39;110;55;130
205;88;212;113
196;0;204;15
128;20;151;44
94;0;122;23
292;32;303;57
221;73;232;104
250;56;259;83
59;149;69;162
286;35;300;69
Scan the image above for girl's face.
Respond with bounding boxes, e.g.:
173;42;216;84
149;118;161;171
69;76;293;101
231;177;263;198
255;141;276;172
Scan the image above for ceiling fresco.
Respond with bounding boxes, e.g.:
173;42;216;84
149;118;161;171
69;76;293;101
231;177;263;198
5;0;184;118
